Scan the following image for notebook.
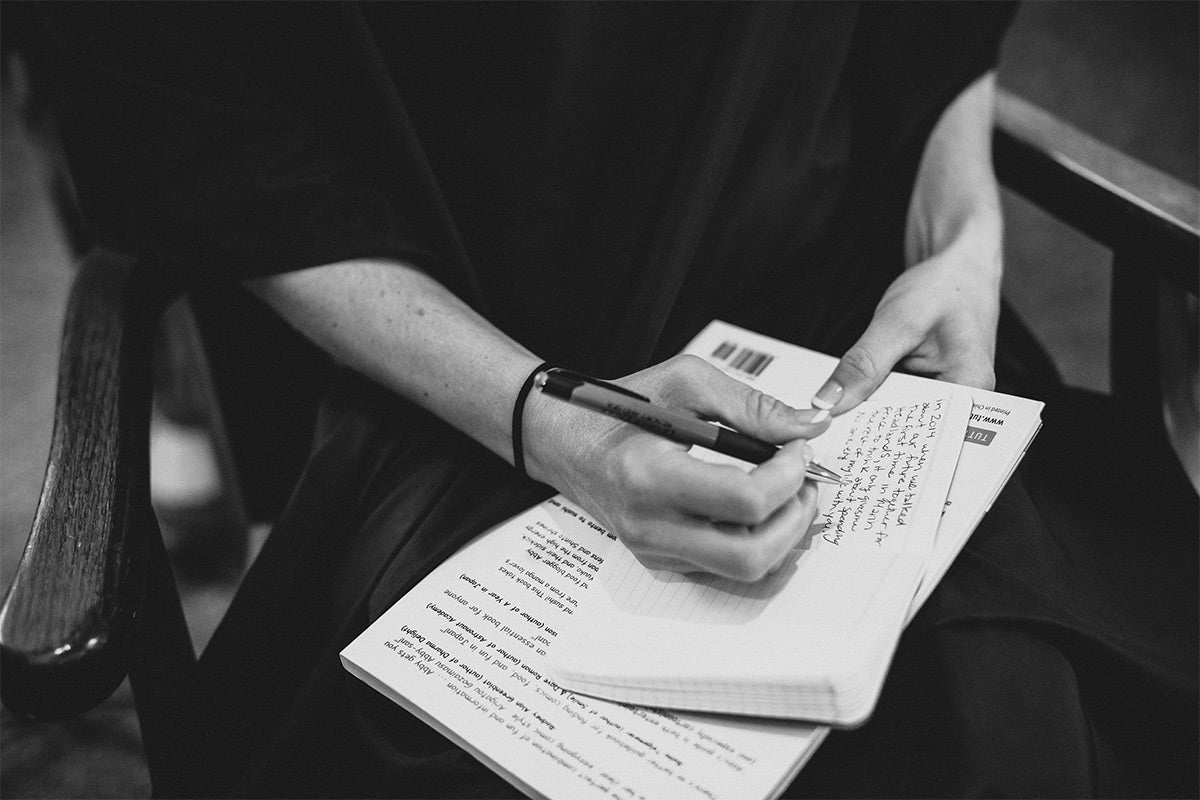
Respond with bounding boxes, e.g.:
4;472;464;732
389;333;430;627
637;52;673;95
341;320;1043;799
547;322;977;724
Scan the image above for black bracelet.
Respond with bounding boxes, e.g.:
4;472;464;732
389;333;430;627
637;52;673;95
512;361;552;478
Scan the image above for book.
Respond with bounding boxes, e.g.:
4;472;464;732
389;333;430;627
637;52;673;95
340;320;1043;800
342;498;828;800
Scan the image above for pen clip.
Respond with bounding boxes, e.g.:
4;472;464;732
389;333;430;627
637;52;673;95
541;368;651;403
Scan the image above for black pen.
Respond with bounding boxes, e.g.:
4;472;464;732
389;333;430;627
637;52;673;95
535;369;841;485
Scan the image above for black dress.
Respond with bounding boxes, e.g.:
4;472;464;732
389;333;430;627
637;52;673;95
37;3;1196;796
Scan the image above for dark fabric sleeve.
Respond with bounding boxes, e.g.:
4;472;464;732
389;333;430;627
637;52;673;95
846;1;1018;277
36;3;437;289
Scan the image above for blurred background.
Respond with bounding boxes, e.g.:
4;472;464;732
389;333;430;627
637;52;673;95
1;2;1197;796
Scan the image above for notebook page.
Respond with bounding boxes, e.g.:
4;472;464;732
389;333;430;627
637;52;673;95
686;320;1043;625
547;390;969;723
602;395;961;626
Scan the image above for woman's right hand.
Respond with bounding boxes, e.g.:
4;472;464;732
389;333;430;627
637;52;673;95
524;355;829;582
251;260;825;582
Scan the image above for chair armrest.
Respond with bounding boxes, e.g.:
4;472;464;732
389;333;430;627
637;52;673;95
993;87;1199;294
993;86;1199;488
0;249;182;720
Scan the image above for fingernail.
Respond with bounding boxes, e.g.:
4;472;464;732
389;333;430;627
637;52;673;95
809;380;843;423
811;381;843;410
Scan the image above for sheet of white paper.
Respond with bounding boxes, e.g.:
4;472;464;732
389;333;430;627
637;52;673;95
342;499;826;800
343;320;1041;798
600;393;964;623
691;321;1042;619
908;390;1044;615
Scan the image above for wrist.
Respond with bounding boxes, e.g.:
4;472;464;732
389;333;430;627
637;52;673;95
904;72;1001;269
520;375;617;499
520;387;578;489
907;192;1002;269
940;211;1003;281
511;361;553;479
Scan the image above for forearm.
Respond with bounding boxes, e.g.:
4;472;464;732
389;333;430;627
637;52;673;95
245;259;542;465
904;71;1003;276
247;258;827;581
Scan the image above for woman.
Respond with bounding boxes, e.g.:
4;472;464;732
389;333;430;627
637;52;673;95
38;3;1191;796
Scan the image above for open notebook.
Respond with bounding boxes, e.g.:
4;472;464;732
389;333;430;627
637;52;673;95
546;324;974;724
341;320;1043;800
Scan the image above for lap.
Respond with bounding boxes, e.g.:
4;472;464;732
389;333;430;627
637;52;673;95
795;475;1197;797
173;374;548;796
790;621;1094;798
171;373;1194;798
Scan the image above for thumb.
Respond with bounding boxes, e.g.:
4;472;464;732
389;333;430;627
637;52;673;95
812;317;917;417
671;359;829;443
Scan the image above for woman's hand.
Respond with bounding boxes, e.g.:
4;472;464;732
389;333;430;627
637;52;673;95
812;71;1003;415
253;261;827;583
812;238;1001;414
524;355;829;582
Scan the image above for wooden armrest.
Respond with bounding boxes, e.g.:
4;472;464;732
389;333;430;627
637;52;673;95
993;87;1199;294
0;249;183;720
993;87;1199;490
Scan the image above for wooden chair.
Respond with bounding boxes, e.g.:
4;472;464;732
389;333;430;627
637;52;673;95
992;91;1199;647
2;88;1197;794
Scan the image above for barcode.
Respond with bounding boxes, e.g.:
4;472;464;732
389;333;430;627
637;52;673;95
711;341;775;378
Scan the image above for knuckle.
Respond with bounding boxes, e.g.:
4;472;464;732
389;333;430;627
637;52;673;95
611;445;643;483
677;353;711;374
666;353;704;380
620;523;651;549
660;354;711;402
608;448;651;502
609;444;672;512
728;548;772;583
636;553;672;572
734;487;771;523
744;388;784;424
839;345;880;384
721;476;770;522
798;482;820;510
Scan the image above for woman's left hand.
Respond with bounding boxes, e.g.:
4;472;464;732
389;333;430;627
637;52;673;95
812;71;1003;415
813;240;1001;413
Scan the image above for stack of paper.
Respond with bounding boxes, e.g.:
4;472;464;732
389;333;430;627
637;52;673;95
546;323;973;725
341;320;1043;800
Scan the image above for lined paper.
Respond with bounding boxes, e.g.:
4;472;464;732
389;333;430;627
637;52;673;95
602;397;953;625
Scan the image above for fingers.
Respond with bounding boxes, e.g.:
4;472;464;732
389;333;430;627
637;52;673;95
816;333;996;415
576;355;830;582
810;253;1003;416
626;482;821;582
653;355;829;442
812;311;920;418
647;438;813;523
609;438;819;582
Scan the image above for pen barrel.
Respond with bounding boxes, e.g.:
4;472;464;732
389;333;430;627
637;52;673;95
563;382;784;464
537;370;586;400
538;369;835;478
710;427;778;464
566;384;723;448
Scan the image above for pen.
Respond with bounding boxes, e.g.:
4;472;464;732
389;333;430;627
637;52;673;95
535;369;841;485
